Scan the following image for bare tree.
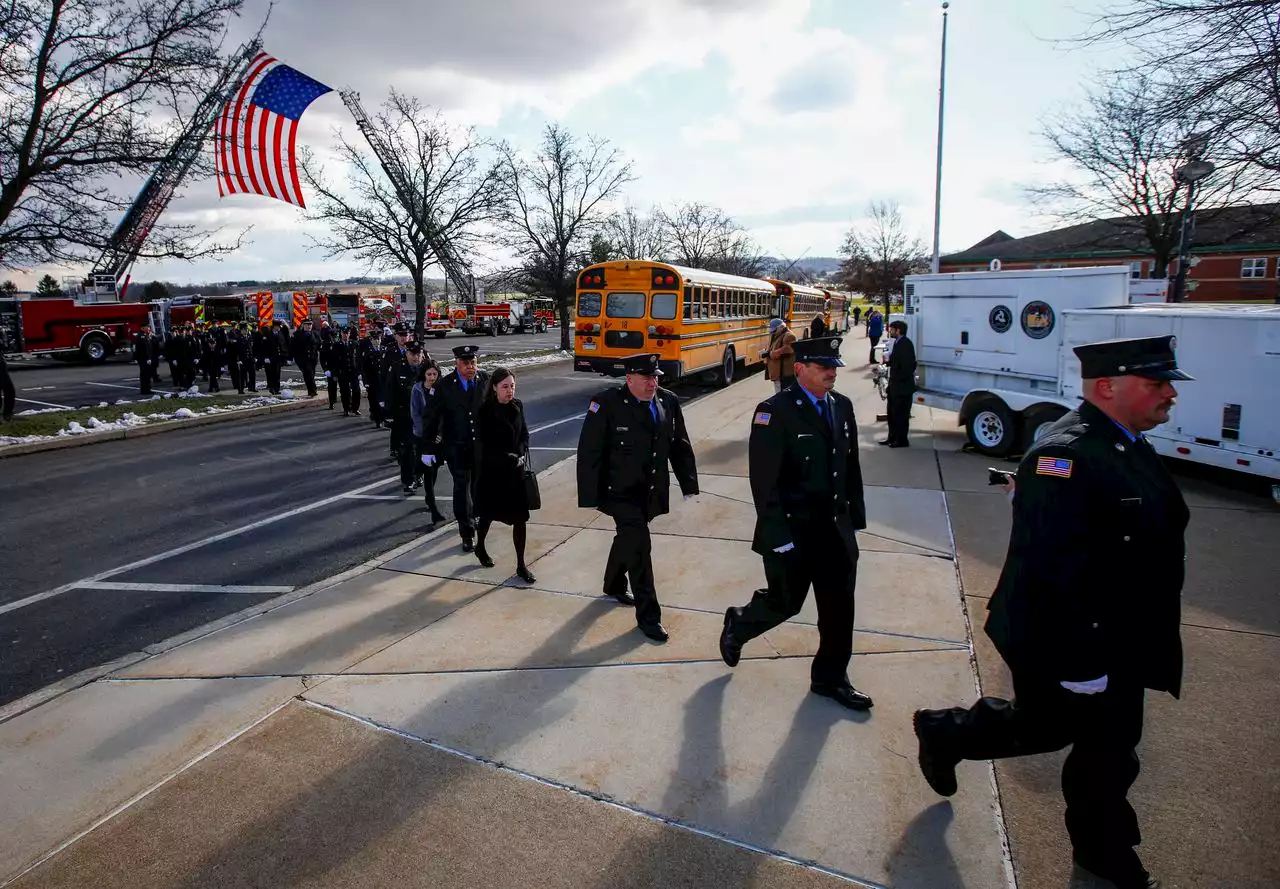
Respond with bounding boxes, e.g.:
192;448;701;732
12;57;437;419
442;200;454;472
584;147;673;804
1;0;247;270
496;123;634;351
605;203;665;260
1082;1;1280;182
1030;74;1261;276
840;201;927;310
654;201;767;276
299;93;503;339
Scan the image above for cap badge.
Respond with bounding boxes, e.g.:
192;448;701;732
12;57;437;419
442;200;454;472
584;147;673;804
830;340;839;352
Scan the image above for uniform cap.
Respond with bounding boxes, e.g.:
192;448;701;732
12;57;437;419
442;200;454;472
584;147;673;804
623;353;663;376
793;336;844;367
452;344;480;360
406;341;423;354
1072;335;1193;381
392;322;409;334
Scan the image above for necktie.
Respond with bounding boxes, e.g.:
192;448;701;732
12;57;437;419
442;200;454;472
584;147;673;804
650;400;658;423
817;398;831;431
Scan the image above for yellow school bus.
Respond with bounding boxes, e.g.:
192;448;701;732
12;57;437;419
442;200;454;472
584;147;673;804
766;278;829;339
573;261;778;385
824;288;850;333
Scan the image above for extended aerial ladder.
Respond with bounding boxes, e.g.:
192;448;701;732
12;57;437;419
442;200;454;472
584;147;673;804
85;40;263;302
338;90;477;303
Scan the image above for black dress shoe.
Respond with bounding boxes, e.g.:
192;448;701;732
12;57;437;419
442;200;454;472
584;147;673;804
475;549;495;568
516;566;536;583
878;439;893;446
461;539;474;553
431;513;447;525
889;441;909;448
912;710;959;797
1073;852;1161;889
719;608;742;667
607;588;636;606
639;623;669;643
810;682;874;711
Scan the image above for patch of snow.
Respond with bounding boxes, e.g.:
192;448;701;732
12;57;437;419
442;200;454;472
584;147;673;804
173;407;195;419
278;389;296;399
64;421;87;435
16;406;64;416
114;399;133;405
97;402;109;408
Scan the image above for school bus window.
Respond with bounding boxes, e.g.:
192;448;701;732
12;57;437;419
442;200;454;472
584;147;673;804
652;292;678;320
606;292;646;318
683;286;693;320
578;292;601;317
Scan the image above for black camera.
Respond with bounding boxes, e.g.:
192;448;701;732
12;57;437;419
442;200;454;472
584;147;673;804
987;467;1013;486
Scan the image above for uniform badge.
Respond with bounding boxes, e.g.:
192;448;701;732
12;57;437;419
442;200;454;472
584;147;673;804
588;401;600;413
754;411;771;426
1035;456;1073;478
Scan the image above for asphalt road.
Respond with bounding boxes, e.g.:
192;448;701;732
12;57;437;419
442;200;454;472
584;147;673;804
0;357;716;707
3;326;573;412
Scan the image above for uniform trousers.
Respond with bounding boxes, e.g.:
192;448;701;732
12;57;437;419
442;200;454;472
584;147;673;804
420;458;442;518
138;363;153;395
242;360;257;392
444;452;476;541
325;371;339;407
602;498;660;628
365;382;383;425
263;361;281;394
886;391;912;444
395;421;418;486
929;674;1144;865
0;357;15;420
868;335;881;363
228;360;243;393
732;518;857;687
337;373;360;413
298;360;318;397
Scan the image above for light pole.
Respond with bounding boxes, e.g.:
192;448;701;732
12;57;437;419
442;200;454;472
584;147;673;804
929;1;950;275
1169;158;1215;303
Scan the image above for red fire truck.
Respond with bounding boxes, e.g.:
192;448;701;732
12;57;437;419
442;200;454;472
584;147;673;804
0;296;153;363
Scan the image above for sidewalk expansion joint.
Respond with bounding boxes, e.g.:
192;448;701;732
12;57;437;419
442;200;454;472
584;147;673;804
0;699;294;889
1180;621;1280;640
302;698;891;889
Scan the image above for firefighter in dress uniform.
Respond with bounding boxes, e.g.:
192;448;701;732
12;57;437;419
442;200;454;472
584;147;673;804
422;343;489;552
359;329;385;428
290;318;320;397
387;341;426;493
718;336;872;710
255;322;287;395
134;324;157;395
335;326;362;416
380;322;413;459
576;353;699;643
911;336;1193;889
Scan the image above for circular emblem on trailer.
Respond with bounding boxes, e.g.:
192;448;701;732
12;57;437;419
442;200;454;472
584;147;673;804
1020;300;1056;340
989;305;1013;334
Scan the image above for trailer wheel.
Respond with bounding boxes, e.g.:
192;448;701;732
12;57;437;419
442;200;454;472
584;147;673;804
1021;405;1068;449
711;347;736;388
965;398;1016;457
80;333;110;364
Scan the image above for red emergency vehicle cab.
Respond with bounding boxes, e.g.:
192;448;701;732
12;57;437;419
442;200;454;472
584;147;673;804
0;297;151;363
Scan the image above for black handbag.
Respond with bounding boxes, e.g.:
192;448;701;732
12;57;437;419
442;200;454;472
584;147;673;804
522;446;541;510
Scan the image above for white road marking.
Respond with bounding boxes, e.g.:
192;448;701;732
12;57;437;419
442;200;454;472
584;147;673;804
528;413;584;435
342;493;453;501
74;582;295;595
86;381;150;392
20;385;57;391
529;446;576;451
0;474;400;617
14;396;73;409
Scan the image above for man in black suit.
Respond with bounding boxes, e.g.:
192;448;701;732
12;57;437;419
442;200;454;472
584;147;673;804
719;335;873;711
912;336;1193;889
577;353;699;643
422;343;489;551
290;318;320;397
881;320;916;448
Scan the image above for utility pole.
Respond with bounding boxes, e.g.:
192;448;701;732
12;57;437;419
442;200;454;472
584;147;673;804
929;2;950;275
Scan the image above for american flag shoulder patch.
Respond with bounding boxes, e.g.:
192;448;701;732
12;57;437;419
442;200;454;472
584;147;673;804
1036;456;1073;478
754;411;771;426
588;401;600;413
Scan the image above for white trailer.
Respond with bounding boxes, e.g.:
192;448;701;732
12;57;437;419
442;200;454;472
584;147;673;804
905;266;1280;480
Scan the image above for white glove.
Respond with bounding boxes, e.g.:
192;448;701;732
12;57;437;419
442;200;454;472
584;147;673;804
264;358;270;364
379;401;386;408
421;454;436;467
146;360;152;365
773;543;795;553
1060;675;1108;695
324;371;331;378
515;454;527;468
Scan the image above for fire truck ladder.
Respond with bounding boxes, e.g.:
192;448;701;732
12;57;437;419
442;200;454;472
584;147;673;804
86;40;264;301
338;89;477;302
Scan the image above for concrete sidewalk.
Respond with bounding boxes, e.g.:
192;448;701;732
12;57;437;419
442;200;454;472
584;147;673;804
2;337;1273;888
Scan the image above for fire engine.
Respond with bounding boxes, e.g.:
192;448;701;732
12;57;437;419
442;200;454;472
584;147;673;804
0;296;153;363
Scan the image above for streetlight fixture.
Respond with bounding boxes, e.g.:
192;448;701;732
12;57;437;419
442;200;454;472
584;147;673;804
929;1;950;275
1169;156;1215;303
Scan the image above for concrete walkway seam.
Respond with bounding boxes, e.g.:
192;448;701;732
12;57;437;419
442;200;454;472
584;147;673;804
302;697;890;889
0;698;296;889
0;395;327;460
933;446;1019;889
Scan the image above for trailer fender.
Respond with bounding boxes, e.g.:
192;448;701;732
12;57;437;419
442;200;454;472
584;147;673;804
956;389;1074;426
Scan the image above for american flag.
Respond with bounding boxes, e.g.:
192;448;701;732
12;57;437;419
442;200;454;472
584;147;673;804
215;52;331;207
1035;456;1074;478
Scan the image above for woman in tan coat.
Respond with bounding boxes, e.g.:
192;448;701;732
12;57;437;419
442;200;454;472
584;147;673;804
762;318;797;392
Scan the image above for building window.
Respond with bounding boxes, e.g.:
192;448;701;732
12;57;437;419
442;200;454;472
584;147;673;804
1129;261;1143;279
1242;257;1268;278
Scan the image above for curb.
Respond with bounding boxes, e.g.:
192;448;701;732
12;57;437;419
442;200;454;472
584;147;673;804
0;395;328;460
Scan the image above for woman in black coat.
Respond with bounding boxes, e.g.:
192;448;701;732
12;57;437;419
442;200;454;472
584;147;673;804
473;367;536;582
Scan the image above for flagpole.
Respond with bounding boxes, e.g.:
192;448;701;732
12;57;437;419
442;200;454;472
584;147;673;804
929;1;950;275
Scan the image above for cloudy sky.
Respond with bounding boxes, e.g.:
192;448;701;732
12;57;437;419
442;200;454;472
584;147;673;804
22;0;1134;287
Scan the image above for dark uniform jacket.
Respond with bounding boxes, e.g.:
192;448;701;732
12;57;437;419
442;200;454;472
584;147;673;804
386;360;419;418
229;331;253;365
984;400;1189;697
576;384;699;520
134;332;157;366
357;338;381;383
290;329;319;366
748;383;866;559
425;369;491;468
886;335;916;396
333;339;360;378
253;328;287;366
200;330;225;371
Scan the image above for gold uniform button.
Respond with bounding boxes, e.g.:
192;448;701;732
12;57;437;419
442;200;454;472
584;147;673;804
1123;535;1131;542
